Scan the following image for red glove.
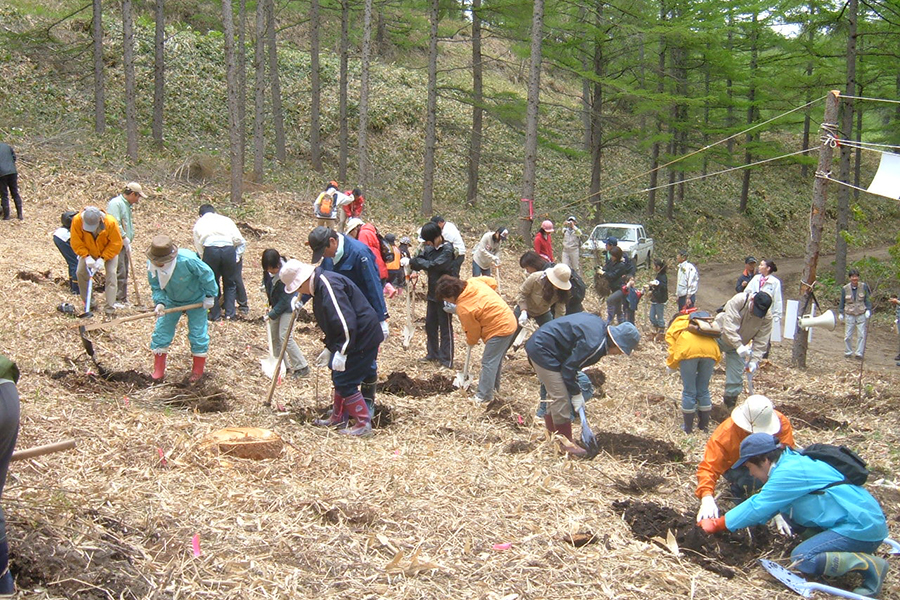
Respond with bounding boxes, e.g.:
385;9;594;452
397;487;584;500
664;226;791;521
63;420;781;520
698;517;726;534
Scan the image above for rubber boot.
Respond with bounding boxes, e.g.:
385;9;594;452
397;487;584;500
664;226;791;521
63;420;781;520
151;353;167;381
14;201;22;221
723;395;738;409
554;422;587;457
189;355;206;382
0;539;14;596
361;376;377;418
822;552;889;597
682;412;694;434
314;391;347;427
697;409;711;432
340;392;372;437
0;203;8;220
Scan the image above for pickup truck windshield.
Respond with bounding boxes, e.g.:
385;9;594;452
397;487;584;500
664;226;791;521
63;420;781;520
590;227;637;242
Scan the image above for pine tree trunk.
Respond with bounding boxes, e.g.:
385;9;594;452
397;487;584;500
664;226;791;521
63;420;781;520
518;0;545;241
309;0;322;172
588;6;603;217
338;0;350;182
579;5;591;152
725;13;734;155
92;0;105;134
739;13;759;214
854;92;863;199
152;0;165;147
801;22;814;179
223;0;243;203
647;1;666;217
123;0;138;161
358;0;373;191
237;0;247;166
421;0;439;217
834;0;857;286
465;0;483;208
252;0;266;182
267;0;285;163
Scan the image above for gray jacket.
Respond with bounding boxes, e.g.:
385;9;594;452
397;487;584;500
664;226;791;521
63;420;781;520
715;292;773;364
0;144;16;177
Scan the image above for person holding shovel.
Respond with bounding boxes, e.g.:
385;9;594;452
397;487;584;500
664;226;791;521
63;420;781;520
107;181;148;306
281;260;383;437
700;432;889;598
262;249;309;378
146;235;218;382
408;222;458;369
716;291;773;409
525;316;640;457
434;274;516;404
471;227;508;277
0;355;20;596
71;206;124;316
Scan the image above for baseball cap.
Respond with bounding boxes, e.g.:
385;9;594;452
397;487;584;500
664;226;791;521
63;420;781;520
308;226;335;263
745;256;757;265
280;259;316;294
732;433;781;469
566;216;577;223
751;291;773;317
731;395;781;435
605;236;618;246
608;322;640;355
81;206;103;232
125;182;148;198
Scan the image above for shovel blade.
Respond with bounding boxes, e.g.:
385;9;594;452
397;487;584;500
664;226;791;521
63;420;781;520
261;357;286;380
402;324;414;349
78;326;95;358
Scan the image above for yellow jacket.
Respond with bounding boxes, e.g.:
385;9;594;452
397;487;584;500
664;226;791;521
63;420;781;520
70;211;124;260
457;277;517;346
665;314;721;369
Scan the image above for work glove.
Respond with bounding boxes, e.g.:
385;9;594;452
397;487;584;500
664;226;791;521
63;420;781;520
331;351;347;372
443;301;457;314
736;344;752;360
649;279;659;287
771;514;793;537
380;321;389;338
666;367;676;376
839;313;845;322
865;309;871;319
493;257;501;267
85;257;97;271
123;237;130;250
570;393;585;413
95;258;105;271
154;303;166;317
202;296;215;310
315;348;332;368
518;311;529;326
291;296;302;312
399;257;410;267
747;361;758;374
262;314;270;322
697;495;719;521
698;517;726;535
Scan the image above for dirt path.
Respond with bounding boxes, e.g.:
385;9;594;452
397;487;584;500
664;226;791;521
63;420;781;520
695;246;899;373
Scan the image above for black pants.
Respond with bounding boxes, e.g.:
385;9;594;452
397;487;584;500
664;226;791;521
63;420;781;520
202;245;238;320
53;235;80;293
425;299;453;366
0;174;22;218
0;382;21;575
233;257;248;311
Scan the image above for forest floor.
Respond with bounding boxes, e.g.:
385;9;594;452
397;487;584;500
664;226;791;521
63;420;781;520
1;162;900;599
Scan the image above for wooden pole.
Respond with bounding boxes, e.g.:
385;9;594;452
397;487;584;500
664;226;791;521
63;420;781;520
792;90;841;368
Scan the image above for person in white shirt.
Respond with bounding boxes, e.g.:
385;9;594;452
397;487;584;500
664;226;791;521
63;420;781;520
472;227;508;276
745;259;783;354
192;204;246;321
52;210;80;294
675;249;699;310
561;216;582;274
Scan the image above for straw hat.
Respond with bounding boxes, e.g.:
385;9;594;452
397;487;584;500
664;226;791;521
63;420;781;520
732;395;781;435
546;263;572;290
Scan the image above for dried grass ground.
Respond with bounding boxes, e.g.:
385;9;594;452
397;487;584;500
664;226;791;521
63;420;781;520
3;161;900;599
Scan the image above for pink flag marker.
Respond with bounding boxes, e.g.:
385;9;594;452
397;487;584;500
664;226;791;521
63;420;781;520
192;534;201;557
492;542;512;551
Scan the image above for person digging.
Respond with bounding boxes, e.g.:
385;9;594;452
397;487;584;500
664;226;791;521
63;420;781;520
146;235;218;382
282;260;384;437
700;432;889;598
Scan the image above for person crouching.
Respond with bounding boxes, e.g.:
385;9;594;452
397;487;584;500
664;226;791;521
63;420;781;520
281;260;384;437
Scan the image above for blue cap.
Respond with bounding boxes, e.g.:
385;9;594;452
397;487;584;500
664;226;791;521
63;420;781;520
732;433;780;469
605;237;618;246
608;322;640;355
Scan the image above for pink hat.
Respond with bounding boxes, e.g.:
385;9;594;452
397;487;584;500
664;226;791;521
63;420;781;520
540;219;554;233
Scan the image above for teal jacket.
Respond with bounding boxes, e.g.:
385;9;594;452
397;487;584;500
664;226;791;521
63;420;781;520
148;250;218;307
107;194;134;241
725;447;887;542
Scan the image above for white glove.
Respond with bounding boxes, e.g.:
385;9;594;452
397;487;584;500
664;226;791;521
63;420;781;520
262;314;270;322
771;513;793;536
518;311;529;326
839;313;845;322
332;351;347;372
865;310;871;319
315;348;332;368
666;367;676;375
747;361;758;374
123;237;131;250
400;257;410;267
380;321;389;338
570;393;585;413
202;296;215;310
443;301;457;314
697;495;719;522
155;303;166;316
493;257;501;267
291;296;302;312
736;344;752;360
95;258;105;271
650;279;659;287
85;257;97;271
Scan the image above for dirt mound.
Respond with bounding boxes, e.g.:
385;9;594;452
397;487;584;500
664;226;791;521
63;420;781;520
381;371;453;396
236;221;267;240
594;431;684;464
158;380;231;412
16;270;51;283
613;471;667;495
504;440;535;454
291;403;394;429
612;499;790;578
48;368;154;392
778;403;847;430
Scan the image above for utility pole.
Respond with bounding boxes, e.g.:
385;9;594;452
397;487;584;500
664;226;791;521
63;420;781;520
792;90;841;368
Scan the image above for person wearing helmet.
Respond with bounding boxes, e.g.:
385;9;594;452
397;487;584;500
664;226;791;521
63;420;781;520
561;216;582;274
695;394;794;522
534;220;554;262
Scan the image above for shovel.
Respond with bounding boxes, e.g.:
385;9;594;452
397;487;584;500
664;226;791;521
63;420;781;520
744;356;755;395
264;309;298;412
260;319;287;380
78;268;99;366
127;244;143;307
401;266;415;349
759;559;871;600
453;345;474;390
11;439;76;462
577;404;599;457
72;302;204;331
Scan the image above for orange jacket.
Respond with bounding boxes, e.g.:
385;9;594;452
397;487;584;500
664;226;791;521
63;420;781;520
456;277;517;346
70;211;124;260
695;412;794;499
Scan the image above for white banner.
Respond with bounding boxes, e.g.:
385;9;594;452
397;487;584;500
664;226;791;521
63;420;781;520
784;299;799;340
867;151;900;200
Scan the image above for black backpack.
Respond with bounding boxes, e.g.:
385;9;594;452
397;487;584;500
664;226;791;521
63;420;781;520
800;443;869;493
376;232;395;263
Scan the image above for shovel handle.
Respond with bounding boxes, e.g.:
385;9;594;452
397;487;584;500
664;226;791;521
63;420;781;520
265;309;298;409
11;439;76;462
76;303;204;331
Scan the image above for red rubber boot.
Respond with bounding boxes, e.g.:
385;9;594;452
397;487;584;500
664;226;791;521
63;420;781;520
151;353;167;381
314;391;348;427
189;355;206;382
340;392;373;437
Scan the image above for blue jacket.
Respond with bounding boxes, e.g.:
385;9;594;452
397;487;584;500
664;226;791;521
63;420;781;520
321;235;387;321
726;448;888;543
148;250;218;306
525;313;610;396
311;268;384;356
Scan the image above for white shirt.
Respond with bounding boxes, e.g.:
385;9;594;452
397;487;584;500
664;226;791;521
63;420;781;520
746;273;783;322
53;227;71;242
676;261;699;297
441;221;466;257
192;213;246;257
472;231;500;269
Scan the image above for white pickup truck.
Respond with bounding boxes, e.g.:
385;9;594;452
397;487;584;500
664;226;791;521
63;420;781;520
580;223;654;269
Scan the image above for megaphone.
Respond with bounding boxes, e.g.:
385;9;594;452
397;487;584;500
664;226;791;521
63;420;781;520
798;310;836;331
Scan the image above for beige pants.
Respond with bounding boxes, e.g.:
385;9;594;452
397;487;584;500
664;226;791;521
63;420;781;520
531;361;574;424
77;255;119;311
